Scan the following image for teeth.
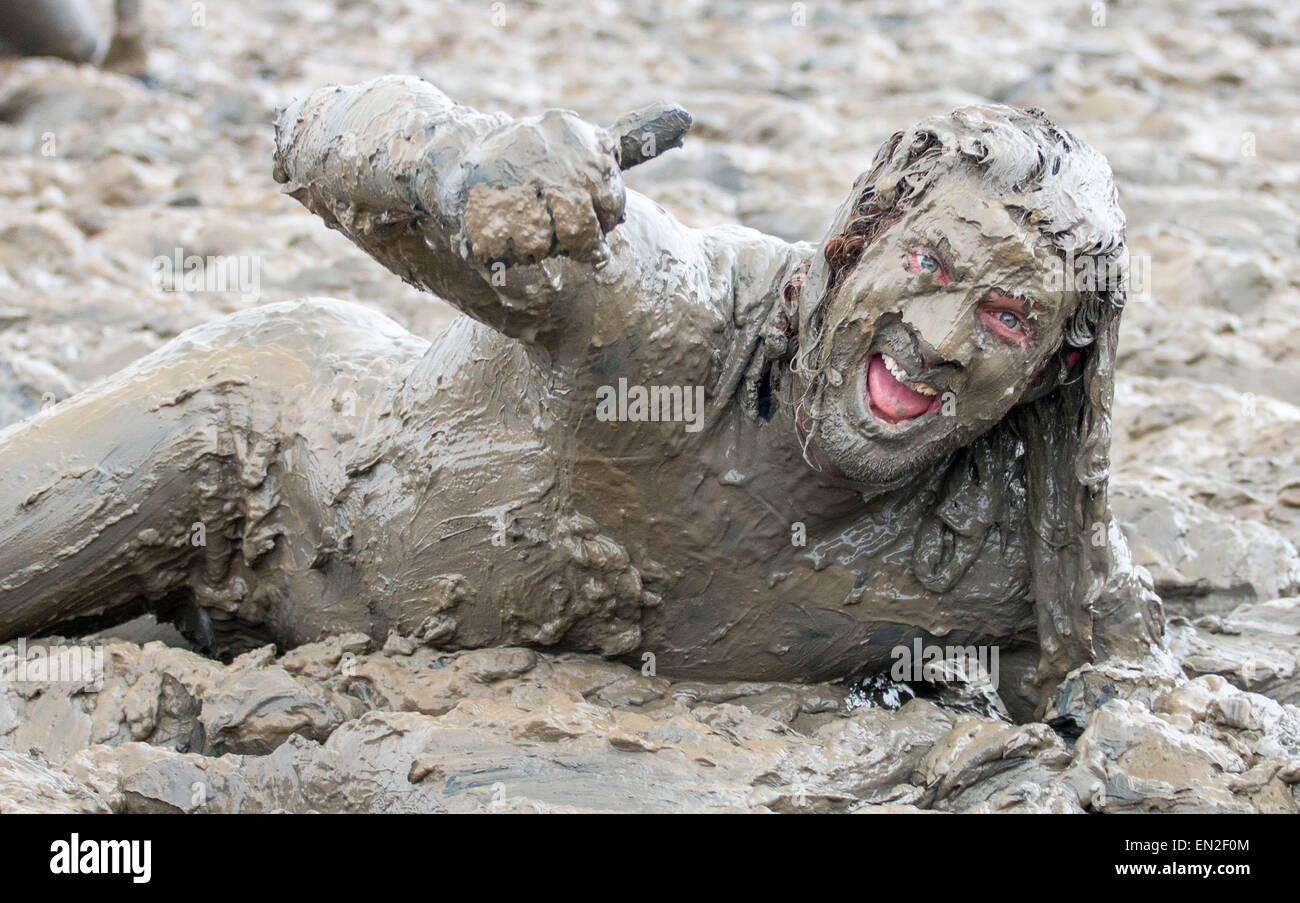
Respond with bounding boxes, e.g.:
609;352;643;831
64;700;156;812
881;354;938;396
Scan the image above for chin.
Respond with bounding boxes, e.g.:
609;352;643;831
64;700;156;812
814;414;957;485
808;353;997;486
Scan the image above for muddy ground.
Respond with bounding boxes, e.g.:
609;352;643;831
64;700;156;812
1;0;1299;812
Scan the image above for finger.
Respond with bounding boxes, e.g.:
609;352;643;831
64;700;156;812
464;182;552;264
586;159;626;233
610;102;693;170
548;187;607;263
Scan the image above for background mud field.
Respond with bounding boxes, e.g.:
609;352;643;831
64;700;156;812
2;0;1300;812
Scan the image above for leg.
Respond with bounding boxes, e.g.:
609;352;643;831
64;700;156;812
102;0;147;74
0;298;430;648
0;342;228;641
0;0;101;63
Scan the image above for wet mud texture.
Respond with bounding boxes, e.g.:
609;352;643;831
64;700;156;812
2;627;1298;813
2;76;1155;722
1;0;1299;811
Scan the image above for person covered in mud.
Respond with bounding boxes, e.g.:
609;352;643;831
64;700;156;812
0;0;146;73
0;76;1162;719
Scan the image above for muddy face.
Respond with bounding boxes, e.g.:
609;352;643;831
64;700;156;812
803;169;1080;485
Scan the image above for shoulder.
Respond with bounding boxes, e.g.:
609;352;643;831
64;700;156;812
700;225;815;325
114;298;429;394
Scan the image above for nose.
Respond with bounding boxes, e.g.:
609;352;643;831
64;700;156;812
913;331;945;371
900;291;974;367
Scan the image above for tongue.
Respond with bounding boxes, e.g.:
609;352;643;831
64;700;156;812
867;355;933;421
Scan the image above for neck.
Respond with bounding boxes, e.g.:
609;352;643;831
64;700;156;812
759;364;875;522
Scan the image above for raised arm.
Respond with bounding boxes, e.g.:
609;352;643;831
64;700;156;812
272;76;693;343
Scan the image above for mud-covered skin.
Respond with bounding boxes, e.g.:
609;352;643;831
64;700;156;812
0;0;101;64
0;76;1161;717
804;169;1080;485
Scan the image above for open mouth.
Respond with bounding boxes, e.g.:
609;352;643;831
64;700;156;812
865;353;942;427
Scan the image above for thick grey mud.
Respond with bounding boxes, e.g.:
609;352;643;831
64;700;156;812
3;626;1299;812
1;75;1155;721
1;0;1299;812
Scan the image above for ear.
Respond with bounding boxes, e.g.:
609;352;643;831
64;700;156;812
1022;346;1084;405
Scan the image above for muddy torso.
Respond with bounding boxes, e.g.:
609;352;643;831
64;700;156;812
0;288;1035;684
255;303;1036;685
217;208;1037;684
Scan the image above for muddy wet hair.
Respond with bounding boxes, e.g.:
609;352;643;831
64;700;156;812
762;104;1134;707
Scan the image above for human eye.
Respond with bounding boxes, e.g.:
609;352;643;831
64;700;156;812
978;290;1032;346
906;246;953;285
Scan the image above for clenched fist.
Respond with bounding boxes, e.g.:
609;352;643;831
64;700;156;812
451;103;692;267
